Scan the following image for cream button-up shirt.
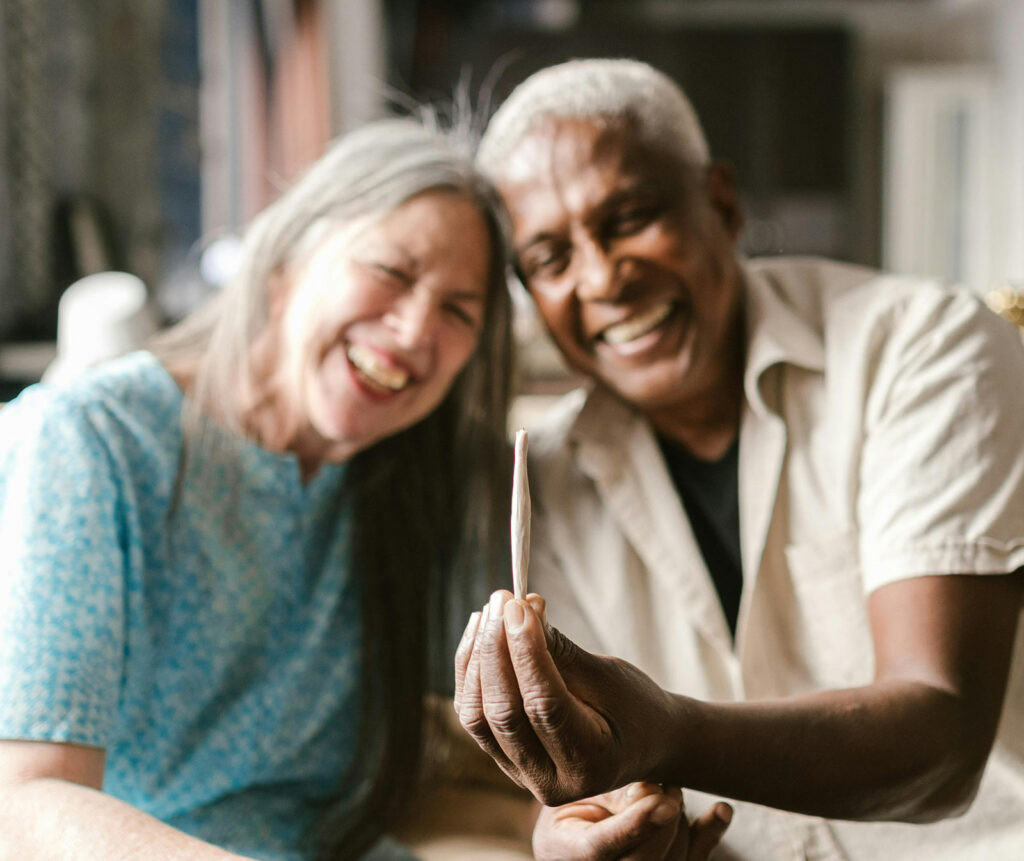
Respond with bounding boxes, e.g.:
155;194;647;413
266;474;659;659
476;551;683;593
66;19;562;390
528;257;1024;860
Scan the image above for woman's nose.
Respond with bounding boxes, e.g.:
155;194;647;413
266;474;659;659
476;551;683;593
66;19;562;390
386;290;439;349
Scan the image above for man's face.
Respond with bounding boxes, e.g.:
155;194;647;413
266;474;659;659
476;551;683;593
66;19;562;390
497;117;744;416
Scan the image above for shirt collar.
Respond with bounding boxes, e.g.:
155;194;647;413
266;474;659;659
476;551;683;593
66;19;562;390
566;256;830;447
568;382;638;471
741;258;826;416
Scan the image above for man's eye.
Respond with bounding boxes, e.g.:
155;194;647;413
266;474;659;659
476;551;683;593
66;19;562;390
523;245;570;279
608;207;657;237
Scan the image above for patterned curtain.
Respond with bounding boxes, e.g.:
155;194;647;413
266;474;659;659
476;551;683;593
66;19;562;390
1;0;52;340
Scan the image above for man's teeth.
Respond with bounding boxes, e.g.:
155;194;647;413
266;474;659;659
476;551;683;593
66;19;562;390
346;344;410;391
602;302;674;345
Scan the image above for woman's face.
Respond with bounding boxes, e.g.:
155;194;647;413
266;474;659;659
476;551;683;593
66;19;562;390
272;190;492;464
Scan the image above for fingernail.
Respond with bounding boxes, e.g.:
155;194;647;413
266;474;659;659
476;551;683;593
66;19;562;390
527;593;546;623
504;600;526;632
488;590;505;622
625;782;645;801
651;801;679;825
460;611;482;645
480;603;491;628
715;803;733;825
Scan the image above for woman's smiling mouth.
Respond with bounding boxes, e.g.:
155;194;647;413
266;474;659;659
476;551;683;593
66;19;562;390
346;343;411;392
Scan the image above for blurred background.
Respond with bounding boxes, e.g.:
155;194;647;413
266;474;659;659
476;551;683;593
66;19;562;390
1;0;1023;399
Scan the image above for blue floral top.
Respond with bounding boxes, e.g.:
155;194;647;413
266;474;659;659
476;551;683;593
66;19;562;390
0;352;415;860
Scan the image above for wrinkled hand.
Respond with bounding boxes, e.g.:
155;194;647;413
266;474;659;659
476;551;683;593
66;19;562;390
533;782;733;861
454;590;683;806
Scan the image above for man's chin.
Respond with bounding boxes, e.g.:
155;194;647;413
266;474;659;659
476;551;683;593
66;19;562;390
593;362;694;410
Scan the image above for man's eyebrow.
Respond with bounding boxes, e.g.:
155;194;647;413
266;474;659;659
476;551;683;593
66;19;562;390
516;232;565;257
513;180;662;257
596;183;660;214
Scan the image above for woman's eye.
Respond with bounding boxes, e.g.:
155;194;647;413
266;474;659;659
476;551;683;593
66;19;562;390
373;262;412;283
444;303;477;327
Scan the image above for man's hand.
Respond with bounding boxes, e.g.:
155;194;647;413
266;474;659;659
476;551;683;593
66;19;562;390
533;782;732;861
454;590;682;805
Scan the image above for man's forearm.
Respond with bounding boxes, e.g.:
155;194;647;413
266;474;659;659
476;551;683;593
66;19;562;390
659;680;985;823
0;778;249;861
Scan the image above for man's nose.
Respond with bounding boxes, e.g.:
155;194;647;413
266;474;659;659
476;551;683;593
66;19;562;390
573;239;620;302
386;289;438;349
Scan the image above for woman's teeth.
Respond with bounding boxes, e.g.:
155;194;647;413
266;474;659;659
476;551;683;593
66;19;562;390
346;344;410;391
602;302;674;345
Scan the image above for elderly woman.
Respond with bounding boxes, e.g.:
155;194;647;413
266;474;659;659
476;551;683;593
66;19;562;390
0;117;513;861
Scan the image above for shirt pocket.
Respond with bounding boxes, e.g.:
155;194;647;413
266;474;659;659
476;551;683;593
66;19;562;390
785;529;875;689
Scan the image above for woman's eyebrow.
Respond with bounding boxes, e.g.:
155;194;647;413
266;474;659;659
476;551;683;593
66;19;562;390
445;288;486;303
356;237;416;267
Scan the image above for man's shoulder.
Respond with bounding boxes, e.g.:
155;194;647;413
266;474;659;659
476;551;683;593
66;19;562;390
744;255;993;340
744;256;880;320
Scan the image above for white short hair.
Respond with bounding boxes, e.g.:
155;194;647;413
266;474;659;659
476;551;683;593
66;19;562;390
478;58;710;178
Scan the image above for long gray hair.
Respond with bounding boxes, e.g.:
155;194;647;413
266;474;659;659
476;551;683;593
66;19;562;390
152;117;514;860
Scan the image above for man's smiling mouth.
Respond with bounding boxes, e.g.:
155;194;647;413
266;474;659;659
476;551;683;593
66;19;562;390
346;343;411;392
600;302;675;345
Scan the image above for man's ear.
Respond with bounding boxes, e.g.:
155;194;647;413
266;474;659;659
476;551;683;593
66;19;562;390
706;162;744;241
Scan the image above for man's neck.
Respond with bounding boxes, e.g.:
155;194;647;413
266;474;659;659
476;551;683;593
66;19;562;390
646;321;746;460
647;397;741;461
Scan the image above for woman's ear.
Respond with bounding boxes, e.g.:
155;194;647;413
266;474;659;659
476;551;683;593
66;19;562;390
267;268;292;320
706;162;744;241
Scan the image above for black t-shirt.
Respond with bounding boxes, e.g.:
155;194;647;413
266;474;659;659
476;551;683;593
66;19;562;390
657;434;743;637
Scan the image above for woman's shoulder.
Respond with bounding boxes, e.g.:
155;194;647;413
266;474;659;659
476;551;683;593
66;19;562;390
0;351;184;472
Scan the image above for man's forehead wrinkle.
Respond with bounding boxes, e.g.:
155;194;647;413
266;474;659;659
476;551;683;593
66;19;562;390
501;125;583;243
502;115;666;253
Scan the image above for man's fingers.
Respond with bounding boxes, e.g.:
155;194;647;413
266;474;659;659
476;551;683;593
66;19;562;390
599;781;670;815
503;598;612;794
457;600;518;777
685;801;733;861
526;592;547;625
453;610;482;713
476;591;556;791
585;790;682;861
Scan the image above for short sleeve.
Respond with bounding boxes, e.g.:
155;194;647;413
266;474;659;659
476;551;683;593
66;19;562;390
0;388;127;747
857;290;1024;591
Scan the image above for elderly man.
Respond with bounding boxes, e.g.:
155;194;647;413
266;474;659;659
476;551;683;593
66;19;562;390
455;58;1024;860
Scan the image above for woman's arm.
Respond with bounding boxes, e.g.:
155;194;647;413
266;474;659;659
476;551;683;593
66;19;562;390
455;571;1021;821
0;740;251;860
